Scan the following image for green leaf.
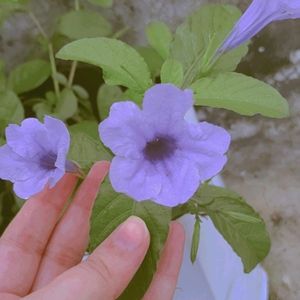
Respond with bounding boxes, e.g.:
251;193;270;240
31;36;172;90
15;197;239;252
160;59;183;86
0;90;24;135
192;72;289;118
68;125;112;170
190;216;201;264
54;88;78;121
56;37;152;93
33;102;52;121
87;0;113;7
193;184;271;273
97;84;123;120
72;85;89;100
69;121;100;140
136;46;164;79
89;181;171;300
146;21;172;60
170;4;248;86
8;59;51;94
58;10;112;40
54;72;68;86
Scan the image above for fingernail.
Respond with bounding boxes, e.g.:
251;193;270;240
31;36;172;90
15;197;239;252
112;216;148;251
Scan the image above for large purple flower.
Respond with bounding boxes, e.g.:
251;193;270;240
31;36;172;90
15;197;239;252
0;116;74;199
99;84;231;207
218;0;300;53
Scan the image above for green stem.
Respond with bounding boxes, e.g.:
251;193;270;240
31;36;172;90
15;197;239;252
75;0;80;10
28;12;60;98
68;61;78;88
112;26;130;39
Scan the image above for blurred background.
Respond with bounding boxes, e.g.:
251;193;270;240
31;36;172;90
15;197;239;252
1;0;299;299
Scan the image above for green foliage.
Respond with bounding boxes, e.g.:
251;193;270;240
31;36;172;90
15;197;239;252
87;0;113;7
192;184;271;273
160;59;184;86
192;72;289;118
58;10;112;40
146;21;172;60
56;38;153;94
89;181;171;300
170;4;248;87
97;84;123;120
68;122;112;171
54;88;78;120
0;90;24;135
8;59;51;94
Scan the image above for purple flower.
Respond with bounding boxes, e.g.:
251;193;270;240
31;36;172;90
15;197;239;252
99;84;231;207
0;116;75;199
218;0;300;53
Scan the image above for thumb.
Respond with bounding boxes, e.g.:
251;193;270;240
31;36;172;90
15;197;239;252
26;217;150;300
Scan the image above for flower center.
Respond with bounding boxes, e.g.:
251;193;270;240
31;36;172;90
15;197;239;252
143;136;176;162
39;152;57;171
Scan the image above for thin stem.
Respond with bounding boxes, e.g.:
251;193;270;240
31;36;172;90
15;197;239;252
48;43;61;98
68;61;78;88
75;0;80;11
112;26;130;39
28;12;60;98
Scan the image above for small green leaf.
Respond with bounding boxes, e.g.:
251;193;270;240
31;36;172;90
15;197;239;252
193;184;271;273
136;47;164;79
8;59;51;94
54;88;78;121
87;0;113;7
170;4;248;86
89;181;171;300
69;121;100;140
58;10;112;40
33;102;52;121
72;85;89;100
192;72;289;118
160;59;183;86
190;216;201;264
0;90;24;135
57;38;152;93
55;72;68;86
146;21;172;60
97;84;123;120
68;126;112;170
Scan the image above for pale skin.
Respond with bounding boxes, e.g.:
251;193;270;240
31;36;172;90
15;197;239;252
0;161;185;300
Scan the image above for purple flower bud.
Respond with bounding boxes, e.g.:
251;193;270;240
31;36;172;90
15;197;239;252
0;116;74;199
218;0;300;53
99;84;231;207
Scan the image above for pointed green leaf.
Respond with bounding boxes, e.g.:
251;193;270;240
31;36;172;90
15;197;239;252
56;38;152;93
58;10;112;40
160;59;183;86
193;184;271;273
89;181;171;300
190;216;201;264
146;21;172;60
8;59;51;94
192;72;289;118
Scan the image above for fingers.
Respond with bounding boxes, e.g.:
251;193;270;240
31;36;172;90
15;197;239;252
32;161;110;290
143;222;185;300
0;174;78;296
25;217;150;300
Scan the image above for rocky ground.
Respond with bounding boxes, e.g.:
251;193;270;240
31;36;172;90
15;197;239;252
1;0;300;299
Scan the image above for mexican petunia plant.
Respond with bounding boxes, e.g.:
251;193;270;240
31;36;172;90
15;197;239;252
0;0;300;298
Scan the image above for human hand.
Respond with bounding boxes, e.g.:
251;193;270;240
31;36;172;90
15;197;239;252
0;162;185;300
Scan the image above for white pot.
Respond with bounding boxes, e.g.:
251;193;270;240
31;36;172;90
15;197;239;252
174;109;269;300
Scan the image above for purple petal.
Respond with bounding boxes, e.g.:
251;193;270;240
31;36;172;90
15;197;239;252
109;156;161;200
13;170;49;199
154;155;201;207
218;0;300;53
48;168;65;188
0;145;36;182
99;101;153;159
5;118;49;159
44;116;70;170
143;84;194;132
179;122;230;181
